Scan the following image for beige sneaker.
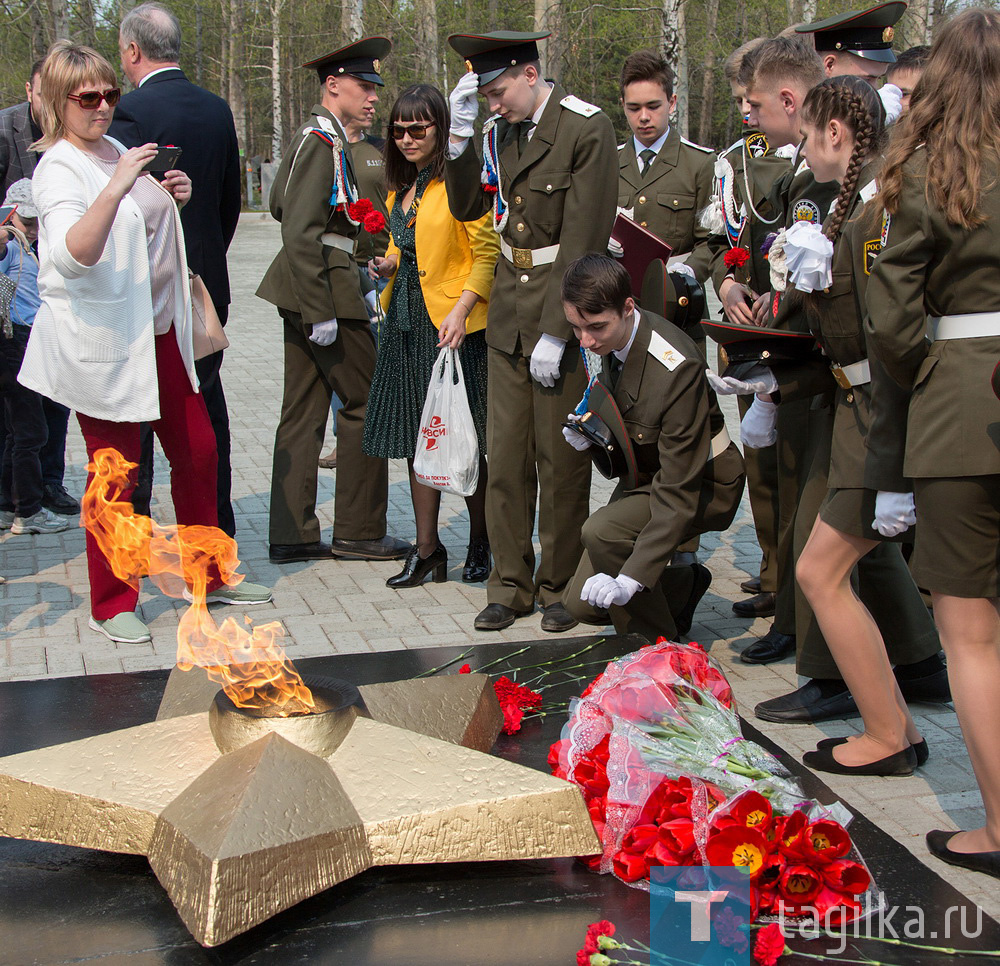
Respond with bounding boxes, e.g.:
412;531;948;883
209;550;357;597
89;612;152;644
11;508;70;534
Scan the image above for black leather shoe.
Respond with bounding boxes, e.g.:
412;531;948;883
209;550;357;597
42;483;80;515
926;830;1000;879
895;666;952;704
674;564;712;637
475;603;531;631
803;743;916;776
732;592;776;619
331;535;411;560
740;628;795;665
740;575;762;595
817;735;929;767
541;602;579;633
387;545;447;588
754;679;860;723
269;541;334;563
462;538;491;583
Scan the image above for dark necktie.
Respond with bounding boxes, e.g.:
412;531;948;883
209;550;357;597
608;354;624;389
639;148;656;176
518;120;535;155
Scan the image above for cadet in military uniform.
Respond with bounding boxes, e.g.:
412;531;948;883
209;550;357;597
257;38;409;564
866;8;1000;873
706;38;790;626
559;255;745;642
443;31;618;632
615;50;714;283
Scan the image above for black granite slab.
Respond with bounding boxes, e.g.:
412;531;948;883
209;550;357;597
0;636;995;965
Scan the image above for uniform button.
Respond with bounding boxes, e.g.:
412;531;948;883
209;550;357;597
672;199;679;206
640;221;648;227
637;433;643;440
546;184;553;191
514;195;523;204
517;222;525;232
520;274;529;283
418;269;426;277
638;195;647;204
846;392;854;403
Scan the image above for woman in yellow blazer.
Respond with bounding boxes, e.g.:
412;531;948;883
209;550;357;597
364;84;500;589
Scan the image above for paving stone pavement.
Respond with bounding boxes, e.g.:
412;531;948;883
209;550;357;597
1;212;995;926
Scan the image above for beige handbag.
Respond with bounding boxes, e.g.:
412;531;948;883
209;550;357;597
189;272;229;360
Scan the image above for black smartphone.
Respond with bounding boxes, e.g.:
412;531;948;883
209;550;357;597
142;145;183;173
0;205;16;226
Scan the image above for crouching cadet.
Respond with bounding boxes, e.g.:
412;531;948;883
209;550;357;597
560;254;745;641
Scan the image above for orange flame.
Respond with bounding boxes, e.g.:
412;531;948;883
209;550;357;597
83;447;314;715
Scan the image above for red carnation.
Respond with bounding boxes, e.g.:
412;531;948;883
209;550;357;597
724;246;751;269
347;198;374;220
753;923;787;965
459;664;472;674
492;675;542;734
587;919;616;941
364;211;386;234
576;950;590;966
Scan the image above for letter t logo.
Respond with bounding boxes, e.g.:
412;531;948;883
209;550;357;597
674;890;730;941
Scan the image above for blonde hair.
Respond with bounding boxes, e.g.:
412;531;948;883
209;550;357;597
740;36;823;93
33;40;117;152
723;38;767;85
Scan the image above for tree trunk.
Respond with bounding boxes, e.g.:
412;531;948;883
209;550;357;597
78;0;98;46
415;0;439;85
46;0;69;44
270;0;284;161
675;0;689;137
801;0;817;23
535;0;563;81
195;3;204;87
697;0;720;146
341;0;363;43
662;0;686;134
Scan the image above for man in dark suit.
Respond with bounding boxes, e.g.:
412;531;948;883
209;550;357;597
0;59;80;519
109;1;242;536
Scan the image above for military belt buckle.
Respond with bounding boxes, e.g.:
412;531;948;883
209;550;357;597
512;246;533;269
831;365;852;390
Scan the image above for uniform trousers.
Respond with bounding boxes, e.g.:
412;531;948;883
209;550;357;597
485;343;591;610
268;311;388;546
737;392;781;592
76;331;221;621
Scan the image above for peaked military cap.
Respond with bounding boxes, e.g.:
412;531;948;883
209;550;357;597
448;31;549;85
702;319;822;380
640;259;706;337
303;37;391;85
796;2;907;64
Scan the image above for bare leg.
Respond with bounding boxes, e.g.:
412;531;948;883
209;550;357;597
797;517;920;765
931;593;1000;853
463;456;489;542
407;459;442;558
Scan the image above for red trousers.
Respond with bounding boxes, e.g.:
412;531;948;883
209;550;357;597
77;332;220;620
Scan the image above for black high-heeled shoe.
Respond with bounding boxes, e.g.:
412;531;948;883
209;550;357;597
803;743;917;777
816;735;929;767
386;544;448;588
463;538;491;583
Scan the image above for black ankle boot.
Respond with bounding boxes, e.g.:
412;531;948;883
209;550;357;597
463;538;491;582
386;544;448;588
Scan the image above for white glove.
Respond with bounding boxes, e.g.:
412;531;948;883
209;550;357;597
740;396;778;448
529;334;566;388
608;237;625;258
872;490;916;537
669;262;697;279
562;416;592;452
878;83;903;125
309;318;339;346
582;572;643;609
364;289;378;319
706;367;778;396
449;72;480;139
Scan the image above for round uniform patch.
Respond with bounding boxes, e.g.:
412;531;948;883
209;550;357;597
745;132;769;158
792;199;821;223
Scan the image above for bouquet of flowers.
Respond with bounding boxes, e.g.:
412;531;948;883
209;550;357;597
550;639;875;926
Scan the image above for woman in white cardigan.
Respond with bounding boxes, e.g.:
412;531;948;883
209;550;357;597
19;41;270;644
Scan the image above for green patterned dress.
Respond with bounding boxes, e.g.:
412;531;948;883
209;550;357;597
362;168;489;460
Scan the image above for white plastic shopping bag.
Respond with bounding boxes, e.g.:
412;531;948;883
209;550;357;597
413;347;480;497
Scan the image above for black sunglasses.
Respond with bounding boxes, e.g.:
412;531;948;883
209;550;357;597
67;88;121;110
389;121;435;141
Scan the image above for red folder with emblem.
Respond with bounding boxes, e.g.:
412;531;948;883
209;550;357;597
611;213;673;295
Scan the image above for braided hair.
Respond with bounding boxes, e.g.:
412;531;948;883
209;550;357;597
801;76;885;241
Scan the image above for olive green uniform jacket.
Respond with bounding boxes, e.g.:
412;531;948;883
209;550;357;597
865;150;1000;481
350;134;390;265
617;127;715;282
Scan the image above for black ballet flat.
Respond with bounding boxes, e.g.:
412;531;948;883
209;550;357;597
462;538;491;583
802;743;917;777
816;735;929;767
927;830;1000;879
386;544;447;588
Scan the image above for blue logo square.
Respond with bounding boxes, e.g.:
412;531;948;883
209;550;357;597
650;866;758;965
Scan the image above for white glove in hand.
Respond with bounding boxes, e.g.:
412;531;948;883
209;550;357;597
872;490;916;537
878;83;903;125
309;318;339;346
530;333;566;388
740;396;778;448
581;572;643;609
449;72;480;138
364;290;378;319
669;262;697;279
562;415;592;452
608;237;625;258
706;367;778;396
